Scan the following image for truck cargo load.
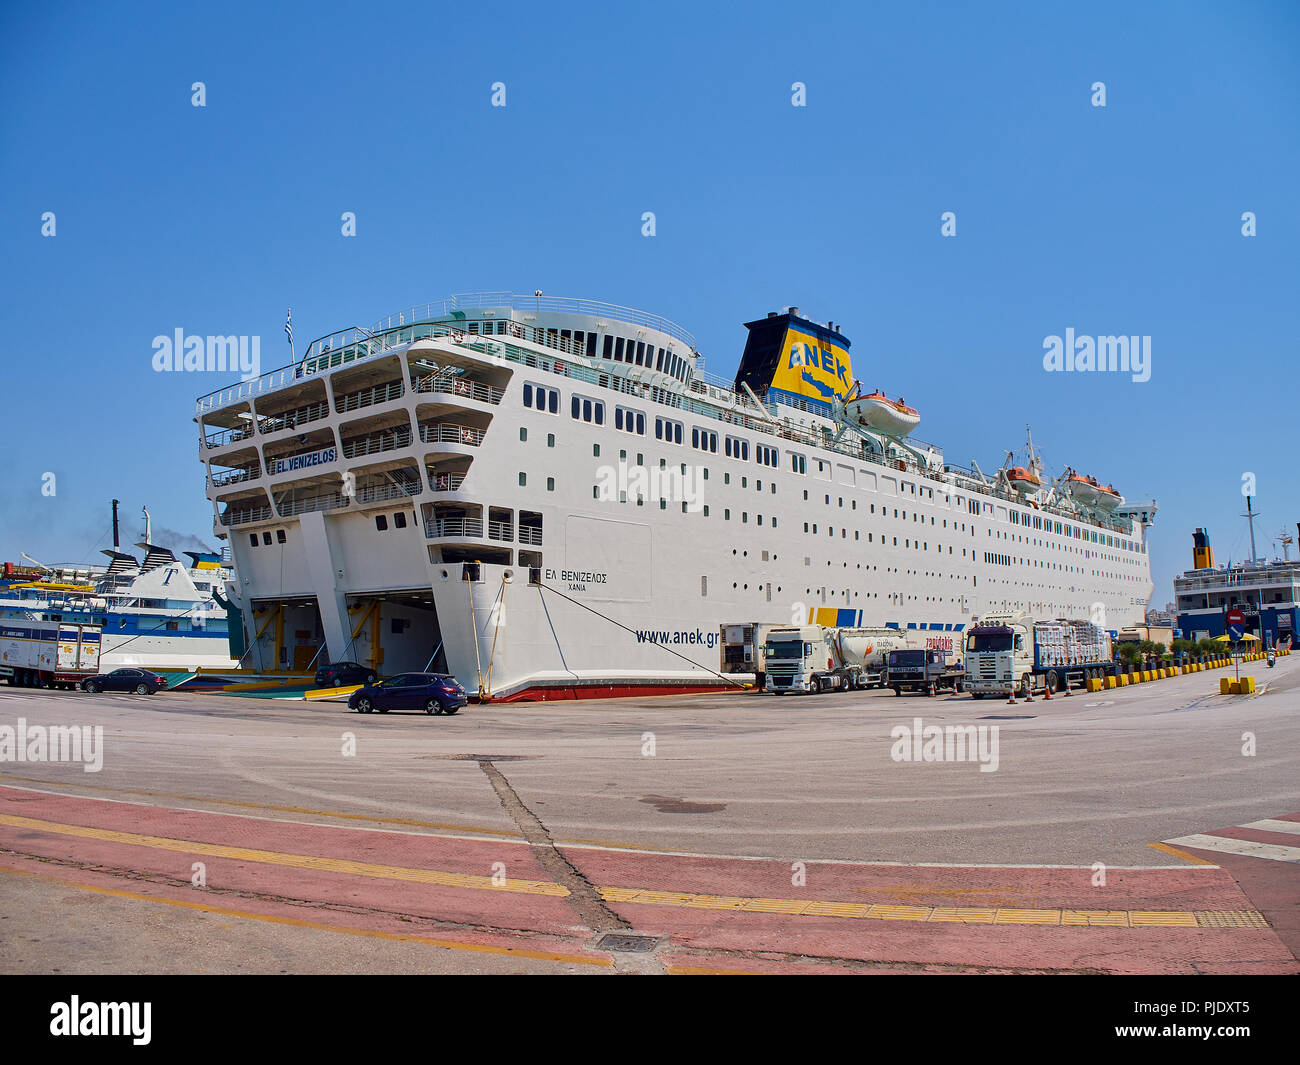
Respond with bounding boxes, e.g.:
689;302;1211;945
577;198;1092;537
0;620;103;690
963;611;1113;698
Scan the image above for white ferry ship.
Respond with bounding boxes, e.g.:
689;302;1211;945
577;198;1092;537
0;506;238;673
196;294;1155;699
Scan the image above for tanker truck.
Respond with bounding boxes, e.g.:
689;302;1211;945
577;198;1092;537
963;611;1113;699
762;625;919;694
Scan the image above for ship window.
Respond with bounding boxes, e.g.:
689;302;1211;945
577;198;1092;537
725;509;731;520
547;477;555;491
703;505;709;516
375;515;388;531
519;472;526;486
277;529;287;543
636;341;645;364
548;433;555;447
520;428;527;441
614;337;625;362
603;335;613;358
395;512;407;529
249;534;257;547
262;532;272;545
524;383;532;405
586;332;597;357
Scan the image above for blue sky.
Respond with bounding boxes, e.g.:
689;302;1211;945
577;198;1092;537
1;0;1297;602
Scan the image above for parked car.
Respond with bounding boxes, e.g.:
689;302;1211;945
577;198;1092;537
348;673;467;715
315;661;377;687
81;668;168;695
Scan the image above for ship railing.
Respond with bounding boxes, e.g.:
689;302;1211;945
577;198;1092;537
419;423;485;447
518;526;543;546
220;504;275;526
487;520;513;542
335;379;404;415
353;480;421;505
256;398;331;435
278;493;350;517
203;424;256;449
210;464;261;488
370;293;696;348
424;517;484;539
428;472;467;492
341;425;413;459
414;375;504;405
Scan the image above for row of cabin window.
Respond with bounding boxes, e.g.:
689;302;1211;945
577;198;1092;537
249;529;289;547
601;334;689;381
543;382;1132;550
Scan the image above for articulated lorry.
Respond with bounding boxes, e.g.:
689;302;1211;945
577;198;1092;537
762;625;925;694
963;611;1112;699
0;619;102;690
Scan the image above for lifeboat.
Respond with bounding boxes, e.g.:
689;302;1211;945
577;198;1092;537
1005;466;1041;498
1067;472;1124;510
844;390;920;437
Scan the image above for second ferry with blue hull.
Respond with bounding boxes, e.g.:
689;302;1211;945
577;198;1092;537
197;293;1155;699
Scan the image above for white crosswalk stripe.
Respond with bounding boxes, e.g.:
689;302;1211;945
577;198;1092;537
1164;833;1300;864
1239;818;1300;836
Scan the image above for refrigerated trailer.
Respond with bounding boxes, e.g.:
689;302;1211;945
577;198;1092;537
0;620;102;690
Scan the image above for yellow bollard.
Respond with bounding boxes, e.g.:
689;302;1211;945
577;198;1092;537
1220;677;1233;694
1240;676;1256;694
1105;675;1117;689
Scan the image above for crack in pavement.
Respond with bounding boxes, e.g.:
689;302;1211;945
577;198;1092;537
476;759;666;974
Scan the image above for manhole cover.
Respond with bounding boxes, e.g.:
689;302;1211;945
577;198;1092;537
417;754;537;762
595;933;662;953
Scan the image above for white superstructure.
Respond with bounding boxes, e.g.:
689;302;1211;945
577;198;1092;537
196;293;1155;699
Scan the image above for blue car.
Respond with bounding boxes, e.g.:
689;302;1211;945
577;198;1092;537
348;672;468;715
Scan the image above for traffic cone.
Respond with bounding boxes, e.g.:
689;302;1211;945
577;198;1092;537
1043;683;1052;701
927;681;936;697
1063;678;1072;696
1007;688;1016;704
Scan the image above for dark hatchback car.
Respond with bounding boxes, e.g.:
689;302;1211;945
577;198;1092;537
348;673;467;715
82;668;168;695
315;661;377;687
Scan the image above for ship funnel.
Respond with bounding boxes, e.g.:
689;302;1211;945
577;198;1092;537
1193;527;1214;570
734;308;854;415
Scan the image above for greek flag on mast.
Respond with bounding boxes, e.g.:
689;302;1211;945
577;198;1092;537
285;307;295;365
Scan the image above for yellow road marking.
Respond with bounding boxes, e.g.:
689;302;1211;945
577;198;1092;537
1148;841;1218;866
0;812;1267;931
0;862;611;968
0;812;566;897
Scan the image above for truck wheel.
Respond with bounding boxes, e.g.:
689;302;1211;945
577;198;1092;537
893;686;902;696
1019;676;1032;698
971;692;984;700
1046;670;1059;693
